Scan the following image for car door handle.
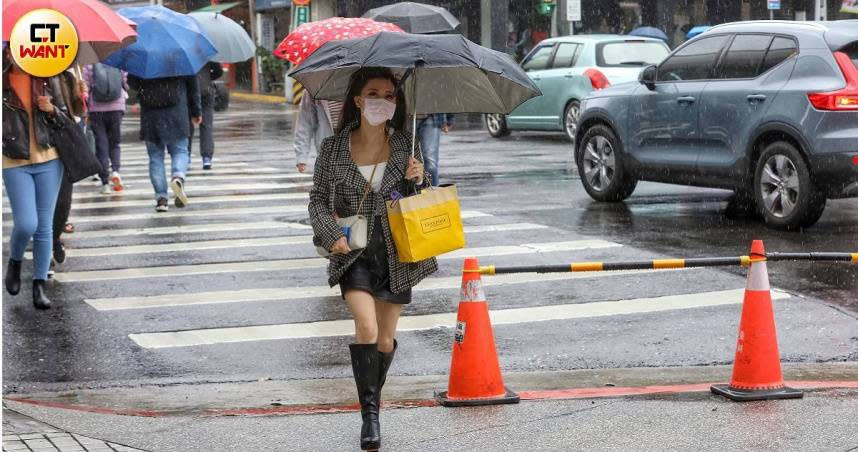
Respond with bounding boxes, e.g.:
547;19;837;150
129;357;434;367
531;75;541;81
676;96;695;104
747;94;767;103
564;73;574;78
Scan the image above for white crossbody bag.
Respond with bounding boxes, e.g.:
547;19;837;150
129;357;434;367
316;161;379;257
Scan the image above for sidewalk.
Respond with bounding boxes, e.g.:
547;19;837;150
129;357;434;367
2;407;146;452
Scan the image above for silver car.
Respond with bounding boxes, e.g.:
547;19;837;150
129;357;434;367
576;20;858;229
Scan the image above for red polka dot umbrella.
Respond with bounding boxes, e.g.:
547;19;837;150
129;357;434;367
274;17;404;66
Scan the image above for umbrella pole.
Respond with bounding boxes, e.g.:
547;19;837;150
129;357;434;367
411;68;417;158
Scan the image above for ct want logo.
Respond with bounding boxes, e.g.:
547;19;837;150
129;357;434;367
9;8;79;77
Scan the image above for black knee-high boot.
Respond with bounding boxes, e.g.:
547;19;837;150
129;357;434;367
5;259;22;296
350;343;381;450
377;339;397;406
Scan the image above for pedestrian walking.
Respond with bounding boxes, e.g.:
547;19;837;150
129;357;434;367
308;67;437;451
51;69;89;267
2;50;69;310
294;92;343;173
416;113;452;186
189;61;223;170
128;75;202;212
84;62;128;194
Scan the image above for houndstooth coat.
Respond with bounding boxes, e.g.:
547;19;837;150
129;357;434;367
309;120;439;293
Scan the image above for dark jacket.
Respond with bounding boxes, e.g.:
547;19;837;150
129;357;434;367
197;62;224;106
128;75;201;146
2;67;71;160
309;121;438;293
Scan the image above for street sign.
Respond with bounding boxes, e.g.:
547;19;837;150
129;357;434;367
291;0;310;30
567;0;581;21
768;0;781;10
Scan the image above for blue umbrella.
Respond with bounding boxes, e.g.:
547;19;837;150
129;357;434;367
103;5;217;78
686;26;712;39
629;26;668;42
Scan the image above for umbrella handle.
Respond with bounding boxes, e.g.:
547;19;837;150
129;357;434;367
411;67;417;158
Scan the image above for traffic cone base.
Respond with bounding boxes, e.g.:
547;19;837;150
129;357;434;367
710;384;802;401
436;388;520;407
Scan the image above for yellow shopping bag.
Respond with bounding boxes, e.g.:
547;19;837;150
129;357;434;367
386;184;466;263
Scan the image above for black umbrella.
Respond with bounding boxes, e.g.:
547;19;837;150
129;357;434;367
362;2;460;34
288;31;541;116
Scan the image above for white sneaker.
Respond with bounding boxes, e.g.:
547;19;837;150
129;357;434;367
110;171;123;191
170;177;188;208
100;184;113;194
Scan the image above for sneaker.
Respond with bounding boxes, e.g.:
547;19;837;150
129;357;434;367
156;198;169;212
53;241;66;264
171;177;188;208
100;184;113;194
110;171;123;191
202;156;212;170
47;260;56;279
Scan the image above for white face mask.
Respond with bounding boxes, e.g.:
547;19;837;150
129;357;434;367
361;97;396;126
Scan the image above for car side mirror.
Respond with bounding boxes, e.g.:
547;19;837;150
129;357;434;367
639;65;657;90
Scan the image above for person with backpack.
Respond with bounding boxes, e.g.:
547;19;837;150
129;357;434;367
128;75;202;212
84;63;128;194
189;62;223;170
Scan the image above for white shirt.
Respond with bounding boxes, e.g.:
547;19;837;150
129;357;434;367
358;163;386;192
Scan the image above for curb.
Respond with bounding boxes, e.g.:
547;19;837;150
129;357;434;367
230;91;287;104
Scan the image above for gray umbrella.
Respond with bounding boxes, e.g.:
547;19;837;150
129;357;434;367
189;12;256;63
288;31;540;116
362;2;460;34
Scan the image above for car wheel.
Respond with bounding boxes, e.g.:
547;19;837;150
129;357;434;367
485;113;510;138
753;142;826;230
577;124;637;202
563;100;580;143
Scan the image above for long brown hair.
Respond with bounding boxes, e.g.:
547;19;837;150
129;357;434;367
337;67;407;134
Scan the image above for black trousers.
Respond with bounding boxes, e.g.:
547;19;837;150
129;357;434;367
189;101;215;158
89;110;123;184
52;175;73;243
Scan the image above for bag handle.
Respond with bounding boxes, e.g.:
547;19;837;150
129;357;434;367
354;132;388;214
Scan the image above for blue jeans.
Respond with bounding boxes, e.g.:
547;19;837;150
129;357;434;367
417;116;441;186
3;159;64;280
146;138;189;200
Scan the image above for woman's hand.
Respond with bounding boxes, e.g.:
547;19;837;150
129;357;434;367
405;156;424;185
330;236;351;255
36;95;55;114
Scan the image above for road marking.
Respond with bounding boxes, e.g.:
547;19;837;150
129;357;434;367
112;160;252;168
128;287;785;348
83;173;311;184
68;183;307;201
48;223;555;257
115;167;283;178
67;238;611;284
47;208;486;225
93;265;667;311
27;193;310;212
48;221;311;239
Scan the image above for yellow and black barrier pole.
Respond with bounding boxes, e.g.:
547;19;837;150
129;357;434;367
477;252;858;275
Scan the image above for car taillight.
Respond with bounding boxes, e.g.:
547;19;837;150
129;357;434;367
853;155;858;166
807;51;858;111
584;68;610;90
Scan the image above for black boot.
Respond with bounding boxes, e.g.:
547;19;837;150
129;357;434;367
5;259;22;296
377;339;398;406
32;279;51;310
350;343;381;451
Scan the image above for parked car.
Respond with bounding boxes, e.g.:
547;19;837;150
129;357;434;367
575;20;858;229
485;35;670;141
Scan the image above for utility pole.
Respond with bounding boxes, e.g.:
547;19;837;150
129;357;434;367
248;0;259;93
814;0;827;20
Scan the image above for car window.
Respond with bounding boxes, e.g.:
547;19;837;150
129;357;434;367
522;45;555;72
717;34;773;79
846;43;858;68
657;35;729;81
598;41;669;67
759;37;798;74
552;43;581;69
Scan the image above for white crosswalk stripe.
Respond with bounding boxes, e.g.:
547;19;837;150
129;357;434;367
5;193;310;213
127;288;790;349
68;183;307;201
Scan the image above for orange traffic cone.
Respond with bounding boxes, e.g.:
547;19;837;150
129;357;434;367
436;257;519;407
711;240;802;401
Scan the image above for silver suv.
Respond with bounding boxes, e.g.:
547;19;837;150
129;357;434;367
575;21;858;229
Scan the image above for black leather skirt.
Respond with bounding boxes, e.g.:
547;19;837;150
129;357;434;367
338;216;412;304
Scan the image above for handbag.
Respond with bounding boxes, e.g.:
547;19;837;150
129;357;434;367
385;183;465;263
44;78;102;183
316;161;379;257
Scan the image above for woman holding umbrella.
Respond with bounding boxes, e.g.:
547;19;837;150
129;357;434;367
308;67;436;451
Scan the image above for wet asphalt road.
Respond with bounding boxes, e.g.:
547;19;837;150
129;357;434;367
2;102;856;395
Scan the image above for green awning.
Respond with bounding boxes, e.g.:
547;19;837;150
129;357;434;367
193;2;242;13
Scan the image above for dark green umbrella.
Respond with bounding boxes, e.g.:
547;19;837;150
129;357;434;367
362;2;460;34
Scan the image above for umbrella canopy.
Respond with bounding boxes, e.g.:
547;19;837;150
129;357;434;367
274;17;403;66
189;12;255;63
362;2;460;34
103;5;217;79
289;31;540;115
3;0;137;65
629;26;668;42
686;26;712;39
